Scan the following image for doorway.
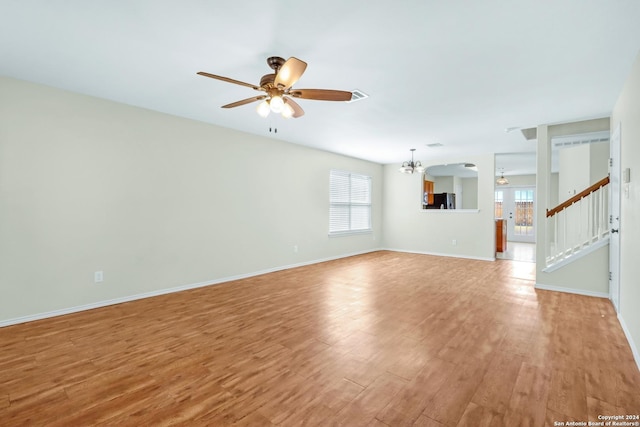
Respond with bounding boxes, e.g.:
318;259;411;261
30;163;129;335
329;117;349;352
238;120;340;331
495;187;536;243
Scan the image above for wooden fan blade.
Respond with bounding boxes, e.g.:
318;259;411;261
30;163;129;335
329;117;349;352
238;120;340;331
284;97;304;118
274;57;307;89
222;95;267;109
197;72;261;91
289;89;353;101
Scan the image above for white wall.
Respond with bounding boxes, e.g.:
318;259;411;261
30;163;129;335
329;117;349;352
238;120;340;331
590;141;610;184
559;144;590;202
382;154;495;260
0;77;382;323
612;53;640;368
557;141;610;203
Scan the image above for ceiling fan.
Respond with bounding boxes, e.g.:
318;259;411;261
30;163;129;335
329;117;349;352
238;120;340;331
197;56;353;119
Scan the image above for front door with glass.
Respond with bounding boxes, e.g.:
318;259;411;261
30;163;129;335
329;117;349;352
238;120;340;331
495;187;535;243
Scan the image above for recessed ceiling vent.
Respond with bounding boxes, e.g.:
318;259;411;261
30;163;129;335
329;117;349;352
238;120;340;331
426;143;443;148
552;131;610;149
346;89;369;103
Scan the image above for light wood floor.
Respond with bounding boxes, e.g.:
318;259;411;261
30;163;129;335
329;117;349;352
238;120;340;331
495;241;536;262
1;251;639;426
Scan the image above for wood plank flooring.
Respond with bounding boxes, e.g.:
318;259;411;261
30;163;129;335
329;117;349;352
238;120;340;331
1;251;639;426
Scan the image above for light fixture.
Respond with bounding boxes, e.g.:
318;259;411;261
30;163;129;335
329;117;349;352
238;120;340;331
281;101;294;119
256;100;270;117
269;95;284;113
256;95;296;119
398;149;424;174
496;169;509;185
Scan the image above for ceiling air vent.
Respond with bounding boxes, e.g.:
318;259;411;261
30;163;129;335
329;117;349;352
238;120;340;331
346;89;369;103
552;131;610;149
426;143;443;148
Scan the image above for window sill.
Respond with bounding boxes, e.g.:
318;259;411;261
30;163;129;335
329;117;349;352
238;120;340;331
328;230;373;237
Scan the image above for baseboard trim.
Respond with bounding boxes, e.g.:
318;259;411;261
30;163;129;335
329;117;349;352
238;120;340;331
618;313;640;373
0;248;381;328
534;283;609;299
383;247;495;262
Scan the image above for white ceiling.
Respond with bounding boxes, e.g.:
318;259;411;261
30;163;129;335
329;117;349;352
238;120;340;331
2;1;639;173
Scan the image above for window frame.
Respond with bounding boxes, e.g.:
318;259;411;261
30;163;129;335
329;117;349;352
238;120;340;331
495;190;504;219
329;169;373;236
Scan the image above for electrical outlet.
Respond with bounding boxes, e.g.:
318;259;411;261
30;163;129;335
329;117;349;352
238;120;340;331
293;245;298;253
452;239;457;246
94;271;104;283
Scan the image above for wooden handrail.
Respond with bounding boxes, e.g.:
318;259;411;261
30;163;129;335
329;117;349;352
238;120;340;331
546;176;609;217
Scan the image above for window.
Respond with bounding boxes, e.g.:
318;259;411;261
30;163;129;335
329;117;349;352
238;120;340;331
329;170;372;235
514;189;534;236
495;190;504;219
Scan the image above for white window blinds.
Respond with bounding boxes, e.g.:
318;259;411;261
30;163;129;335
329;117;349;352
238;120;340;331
329;170;372;235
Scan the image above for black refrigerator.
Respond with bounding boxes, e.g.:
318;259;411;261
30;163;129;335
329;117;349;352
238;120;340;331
428;192;456;209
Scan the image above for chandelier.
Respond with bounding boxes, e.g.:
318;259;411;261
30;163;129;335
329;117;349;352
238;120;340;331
398;149;425;174
496;169;509;185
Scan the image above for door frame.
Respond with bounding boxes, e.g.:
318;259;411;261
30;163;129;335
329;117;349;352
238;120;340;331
609;124;621;312
501;186;536;243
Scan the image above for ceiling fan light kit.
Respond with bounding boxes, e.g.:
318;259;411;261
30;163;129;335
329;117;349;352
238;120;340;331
256;100;270;117
399;149;424;174
269;95;284;113
198;56;353;119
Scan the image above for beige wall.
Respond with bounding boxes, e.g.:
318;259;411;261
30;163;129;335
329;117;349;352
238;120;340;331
496;174;536;187
461;177;478;209
382;154;495;260
612;53;640;366
550;173;559;207
3;56;639;372
0;77;383;323
433;176;453;193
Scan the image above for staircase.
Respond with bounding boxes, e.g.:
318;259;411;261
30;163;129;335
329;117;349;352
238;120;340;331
544;176;610;272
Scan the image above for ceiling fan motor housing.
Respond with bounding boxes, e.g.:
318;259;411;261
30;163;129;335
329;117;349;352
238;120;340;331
260;74;276;88
266;56;286;72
